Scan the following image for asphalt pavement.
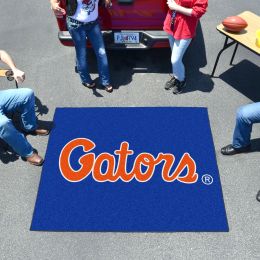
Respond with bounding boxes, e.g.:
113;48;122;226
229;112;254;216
0;1;259;259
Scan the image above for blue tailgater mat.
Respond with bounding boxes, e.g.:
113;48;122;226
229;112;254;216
31;107;229;232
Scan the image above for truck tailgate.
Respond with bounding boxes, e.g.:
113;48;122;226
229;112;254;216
99;0;167;30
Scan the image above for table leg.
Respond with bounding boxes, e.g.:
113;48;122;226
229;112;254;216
211;37;236;77
230;43;239;65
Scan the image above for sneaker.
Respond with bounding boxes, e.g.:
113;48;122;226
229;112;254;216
172;79;186;94
164;76;176;90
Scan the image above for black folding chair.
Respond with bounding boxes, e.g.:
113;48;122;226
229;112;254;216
0;69;18;88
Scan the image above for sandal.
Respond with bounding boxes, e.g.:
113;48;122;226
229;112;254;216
104;85;113;93
82;82;96;89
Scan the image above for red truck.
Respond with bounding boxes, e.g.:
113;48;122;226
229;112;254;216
56;0;169;49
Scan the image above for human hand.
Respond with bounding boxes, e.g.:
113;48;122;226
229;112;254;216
51;1;66;18
167;0;179;11
12;68;25;84
104;0;112;8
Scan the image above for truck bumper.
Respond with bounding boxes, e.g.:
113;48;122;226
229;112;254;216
58;30;169;49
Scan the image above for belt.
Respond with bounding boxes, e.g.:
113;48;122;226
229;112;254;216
68;17;98;25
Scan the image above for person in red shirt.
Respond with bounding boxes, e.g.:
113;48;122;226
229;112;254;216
163;0;208;94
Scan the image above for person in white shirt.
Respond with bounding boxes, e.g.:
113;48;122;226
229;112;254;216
51;0;113;92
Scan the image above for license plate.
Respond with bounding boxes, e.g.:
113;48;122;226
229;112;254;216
114;32;140;44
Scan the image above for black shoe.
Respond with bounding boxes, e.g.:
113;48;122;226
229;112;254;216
256;190;260;202
172;79;186;94
164;76;176;90
221;144;251;155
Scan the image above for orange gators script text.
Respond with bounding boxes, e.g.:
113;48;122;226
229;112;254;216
59;138;199;183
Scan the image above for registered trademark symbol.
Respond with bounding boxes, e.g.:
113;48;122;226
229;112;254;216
201;174;213;185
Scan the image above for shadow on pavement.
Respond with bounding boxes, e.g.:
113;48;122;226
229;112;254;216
35;119;54;133
88;48;171;90
0;150;19;164
35;96;49;117
219;60;260;102
0;140;19;164
86;22;213;92
183;22;214;94
89;87;104;98
250;138;260;152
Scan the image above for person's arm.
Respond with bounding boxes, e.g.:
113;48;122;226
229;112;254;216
167;0;208;18
167;0;193;16
0;50;25;83
50;0;66;18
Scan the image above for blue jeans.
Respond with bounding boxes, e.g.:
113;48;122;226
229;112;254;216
168;35;192;82
233;102;260;148
0;88;37;157
67;17;110;86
